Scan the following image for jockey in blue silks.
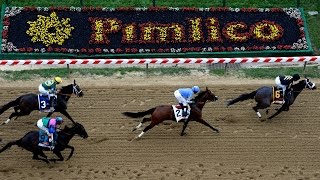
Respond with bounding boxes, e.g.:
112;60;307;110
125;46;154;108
174;86;200;118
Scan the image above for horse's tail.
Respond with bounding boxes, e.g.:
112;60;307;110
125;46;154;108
122;108;156;118
227;90;257;106
0;139;21;153
0;96;21;115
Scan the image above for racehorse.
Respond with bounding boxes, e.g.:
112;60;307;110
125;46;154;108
0;122;88;163
122;87;220;138
0;80;84;125
226;78;316;119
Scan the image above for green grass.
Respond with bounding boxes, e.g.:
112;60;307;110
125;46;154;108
210;65;320;79
1;0;319;53
1;65;319;81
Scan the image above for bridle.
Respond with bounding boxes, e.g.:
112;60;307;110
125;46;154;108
73;84;82;96
57;84;82;97
305;79;316;89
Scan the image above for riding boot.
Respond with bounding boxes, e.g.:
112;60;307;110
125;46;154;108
49;96;54;111
182;107;188;117
282;90;286;103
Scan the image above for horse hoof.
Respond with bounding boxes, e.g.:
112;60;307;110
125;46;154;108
180;132;186;136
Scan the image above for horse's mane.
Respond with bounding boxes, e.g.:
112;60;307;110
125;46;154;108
60;84;73;92
193;91;207;102
292;79;306;89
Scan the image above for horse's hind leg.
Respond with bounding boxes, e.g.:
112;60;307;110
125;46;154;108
132;117;150;132
253;103;269;118
7;111;30;123
136;121;157;138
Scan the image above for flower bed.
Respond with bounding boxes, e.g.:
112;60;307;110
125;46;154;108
1;6;309;55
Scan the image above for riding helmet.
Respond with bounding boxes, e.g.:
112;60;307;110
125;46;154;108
55;116;63;124
54;77;62;84
191;86;200;93
292;74;300;81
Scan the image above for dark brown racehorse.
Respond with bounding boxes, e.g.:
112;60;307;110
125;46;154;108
122;87;219;138
0;122;88;163
226;78;316;119
0;80;83;125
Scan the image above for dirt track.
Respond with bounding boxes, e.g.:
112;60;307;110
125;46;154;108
0;77;320;180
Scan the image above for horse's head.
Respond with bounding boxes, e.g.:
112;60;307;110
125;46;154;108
194;87;218;103
72;80;84;97
73;122;89;139
305;78;317;90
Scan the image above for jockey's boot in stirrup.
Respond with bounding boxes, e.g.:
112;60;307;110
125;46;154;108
182;107;188;117
49;96;55;111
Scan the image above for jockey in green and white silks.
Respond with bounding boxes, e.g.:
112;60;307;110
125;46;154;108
38;77;62;111
174;86;200;118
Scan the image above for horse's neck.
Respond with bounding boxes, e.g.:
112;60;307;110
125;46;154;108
58;128;76;144
194;93;208;110
196;102;206;110
292;82;305;98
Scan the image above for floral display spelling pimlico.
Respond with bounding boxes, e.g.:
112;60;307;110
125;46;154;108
1;6;309;55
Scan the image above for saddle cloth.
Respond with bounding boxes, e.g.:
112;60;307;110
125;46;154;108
38;130;57;149
37;95;54;112
172;104;191;122
272;87;284;104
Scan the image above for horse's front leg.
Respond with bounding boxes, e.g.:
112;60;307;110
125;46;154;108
181;119;190;136
65;145;75;161
51;150;64;162
195;118;220;133
268;105;287;119
58;109;76;124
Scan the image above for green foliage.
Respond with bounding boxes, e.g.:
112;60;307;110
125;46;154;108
0;67;193;80
2;0;319;53
210;65;320;79
1;65;319;81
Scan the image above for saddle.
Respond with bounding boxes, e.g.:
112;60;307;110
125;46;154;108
172;104;191;122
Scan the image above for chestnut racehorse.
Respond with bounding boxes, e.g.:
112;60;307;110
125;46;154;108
122;87;219;138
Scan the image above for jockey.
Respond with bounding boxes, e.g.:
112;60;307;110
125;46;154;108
38;77;62;111
37;116;63;149
275;74;300;102
174;86;201;118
